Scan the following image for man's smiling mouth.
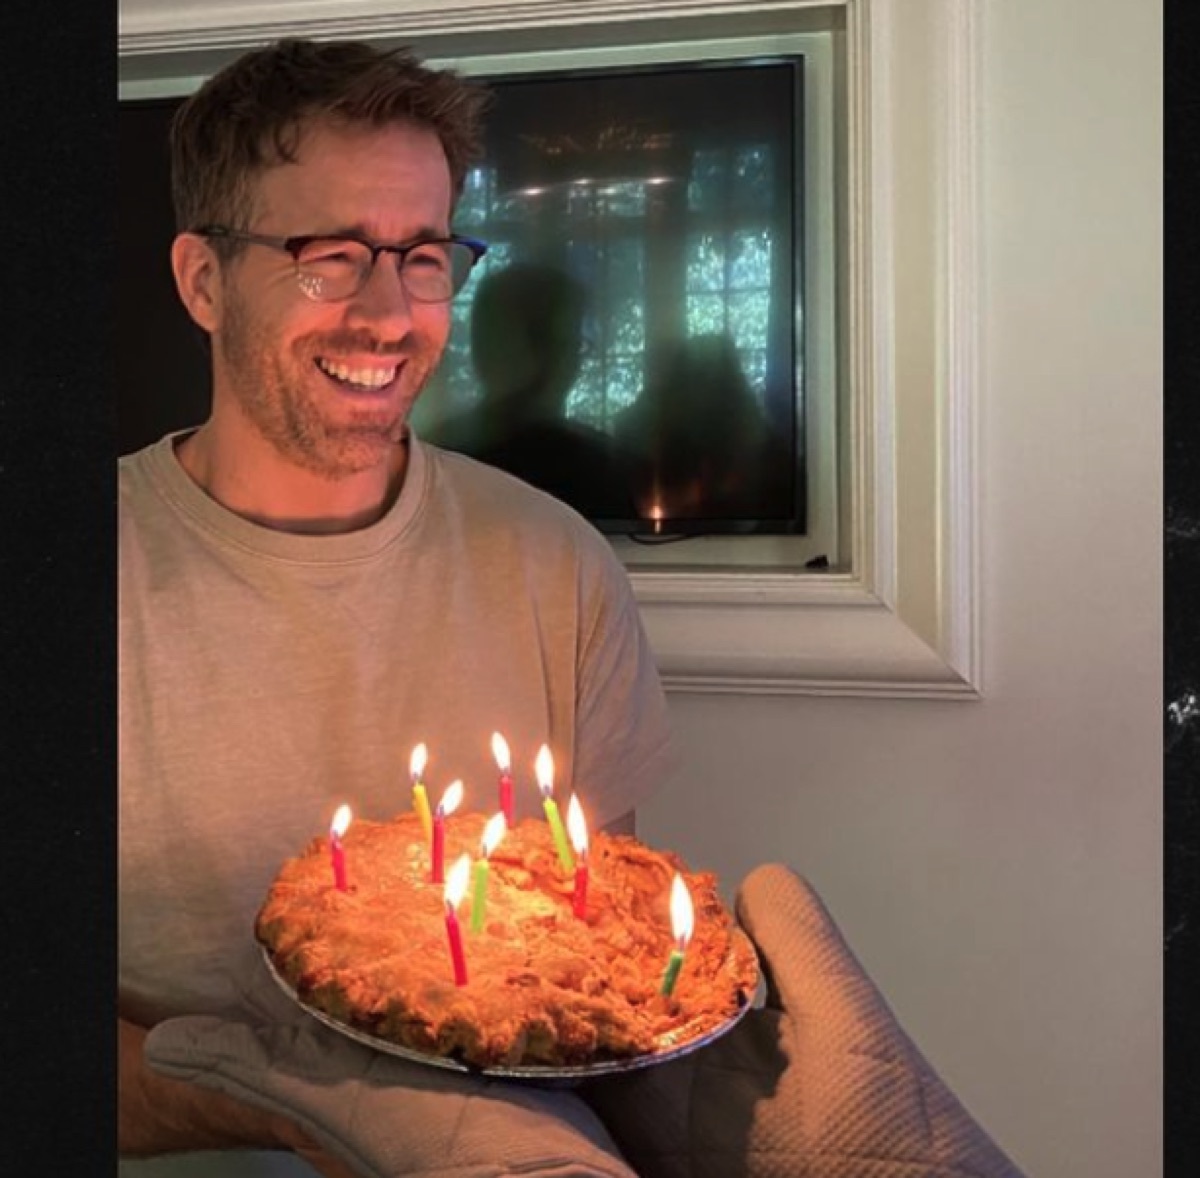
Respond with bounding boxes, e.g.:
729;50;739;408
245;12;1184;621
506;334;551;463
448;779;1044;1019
316;357;399;389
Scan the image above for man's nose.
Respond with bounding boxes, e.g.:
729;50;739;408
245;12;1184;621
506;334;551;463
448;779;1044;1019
348;251;416;330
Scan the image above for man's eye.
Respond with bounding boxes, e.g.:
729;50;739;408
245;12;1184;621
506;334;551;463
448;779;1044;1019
406;246;451;272
300;241;363;267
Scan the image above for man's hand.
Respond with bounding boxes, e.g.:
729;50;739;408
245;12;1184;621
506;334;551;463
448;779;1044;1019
136;959;637;1178
582;864;1026;1178
120;1015;356;1176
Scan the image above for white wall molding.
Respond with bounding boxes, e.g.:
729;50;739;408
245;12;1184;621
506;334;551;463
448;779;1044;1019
117;0;983;700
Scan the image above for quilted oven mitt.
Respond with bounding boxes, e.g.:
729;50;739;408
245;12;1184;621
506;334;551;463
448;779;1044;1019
582;864;1027;1178
142;947;638;1178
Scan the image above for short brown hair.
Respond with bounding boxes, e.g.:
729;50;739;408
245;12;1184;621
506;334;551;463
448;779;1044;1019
169;38;490;233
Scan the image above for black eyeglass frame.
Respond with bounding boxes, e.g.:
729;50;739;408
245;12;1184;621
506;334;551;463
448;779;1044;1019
193;226;489;303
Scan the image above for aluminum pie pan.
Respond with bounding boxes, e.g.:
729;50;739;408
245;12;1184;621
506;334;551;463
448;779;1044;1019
260;930;763;1084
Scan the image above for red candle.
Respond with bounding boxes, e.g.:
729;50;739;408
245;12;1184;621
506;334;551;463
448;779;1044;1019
431;779;464;885
491;732;515;826
566;794;589;919
329;804;352;892
444;854;471;985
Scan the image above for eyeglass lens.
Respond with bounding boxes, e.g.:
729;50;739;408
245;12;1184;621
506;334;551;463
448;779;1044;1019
294;239;478;303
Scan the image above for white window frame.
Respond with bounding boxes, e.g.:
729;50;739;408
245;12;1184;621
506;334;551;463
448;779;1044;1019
119;0;983;700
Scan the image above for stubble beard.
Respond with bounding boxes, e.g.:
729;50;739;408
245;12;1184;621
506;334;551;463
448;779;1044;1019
219;294;441;481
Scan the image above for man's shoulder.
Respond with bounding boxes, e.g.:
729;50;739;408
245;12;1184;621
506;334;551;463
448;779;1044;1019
425;443;613;548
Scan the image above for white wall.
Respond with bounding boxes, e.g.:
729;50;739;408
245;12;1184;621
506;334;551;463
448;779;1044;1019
640;2;1162;1175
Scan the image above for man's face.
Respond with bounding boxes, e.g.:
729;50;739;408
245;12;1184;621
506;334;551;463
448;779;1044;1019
209;119;455;480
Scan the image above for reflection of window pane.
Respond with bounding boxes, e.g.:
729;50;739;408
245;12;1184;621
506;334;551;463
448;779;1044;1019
606;358;644;410
599;181;647;216
609;239;646;291
688;149;726;212
740;348;768;399
612;298;645;352
686;233;726;292
730;230;772;289
732;146;773;210
687;294;726;335
730;291;770;350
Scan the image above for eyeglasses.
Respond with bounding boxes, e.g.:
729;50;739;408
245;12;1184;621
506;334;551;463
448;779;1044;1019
195;226;488;304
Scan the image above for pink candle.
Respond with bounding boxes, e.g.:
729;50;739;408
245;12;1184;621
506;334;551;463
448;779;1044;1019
431;779;464;885
491;733;515;826
566;794;589;919
444;854;471;986
329;804;352;892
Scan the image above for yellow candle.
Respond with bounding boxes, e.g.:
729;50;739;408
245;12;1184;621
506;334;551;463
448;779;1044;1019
409;743;433;842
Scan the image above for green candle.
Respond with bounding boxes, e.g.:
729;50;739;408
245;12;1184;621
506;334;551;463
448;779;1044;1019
470;812;507;934
661;873;694;997
660;948;685;996
535;744;575;872
543;796;575;872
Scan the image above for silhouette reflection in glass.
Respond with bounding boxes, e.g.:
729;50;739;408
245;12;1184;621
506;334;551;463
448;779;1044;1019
437;263;634;521
614;332;793;525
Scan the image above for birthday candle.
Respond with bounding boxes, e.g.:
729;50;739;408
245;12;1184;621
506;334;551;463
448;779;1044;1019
431;779;464;885
566;794;589;919
534;745;575;872
329;804;352;892
660;874;694;997
470;812;507;934
409;743;433;843
444;854;471;986
491;732;515;826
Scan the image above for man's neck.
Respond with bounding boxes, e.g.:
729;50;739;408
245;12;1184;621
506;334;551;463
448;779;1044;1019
174;425;408;535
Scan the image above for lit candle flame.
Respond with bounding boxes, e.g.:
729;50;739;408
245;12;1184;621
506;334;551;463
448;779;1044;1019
669;874;694;948
445;853;472;908
330;804;352;839
438;779;464;817
491;732;511;771
566;794;588;858
481;811;507;857
535;745;554;797
409;743;428;780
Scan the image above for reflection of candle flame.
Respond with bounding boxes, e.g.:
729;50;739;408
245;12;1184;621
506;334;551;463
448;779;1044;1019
535;745;554;797
438;779;464;816
445;853;472;908
481;812;507;856
491;732;510;771
330;804;352;839
409;743;428;780
669;874;694;948
566;794;588;858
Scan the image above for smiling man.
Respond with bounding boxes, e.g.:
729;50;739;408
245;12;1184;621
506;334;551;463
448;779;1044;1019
118;39;674;1176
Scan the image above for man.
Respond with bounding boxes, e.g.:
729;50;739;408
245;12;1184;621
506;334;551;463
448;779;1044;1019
119;38;673;1174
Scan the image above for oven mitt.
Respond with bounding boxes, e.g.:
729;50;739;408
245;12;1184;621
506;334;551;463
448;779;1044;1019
581;864;1026;1178
142;950;638;1178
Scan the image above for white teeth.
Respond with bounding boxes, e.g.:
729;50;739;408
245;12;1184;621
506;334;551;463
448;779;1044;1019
317;358;397;388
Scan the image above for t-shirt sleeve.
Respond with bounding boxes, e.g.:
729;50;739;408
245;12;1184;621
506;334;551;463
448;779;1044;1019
571;547;678;827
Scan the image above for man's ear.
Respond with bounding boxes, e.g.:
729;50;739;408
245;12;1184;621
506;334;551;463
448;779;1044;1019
170;232;224;334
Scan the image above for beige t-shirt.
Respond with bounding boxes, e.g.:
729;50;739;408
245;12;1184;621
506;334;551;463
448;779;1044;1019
119;431;675;1027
